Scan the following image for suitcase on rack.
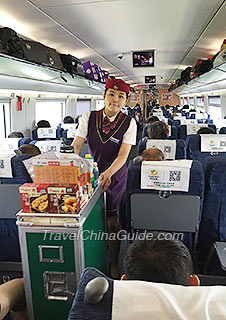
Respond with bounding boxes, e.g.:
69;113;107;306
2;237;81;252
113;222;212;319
60;54;85;76
48;47;64;70
0;27;24;58
21;39;52;66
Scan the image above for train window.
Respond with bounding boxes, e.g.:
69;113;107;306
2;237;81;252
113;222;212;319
96;99;104;111
197;97;204;107
76;99;91;115
209;105;222;121
0;101;11;138
208;95;221;105
35;100;65;128
189;97;194;105
184;97;188;104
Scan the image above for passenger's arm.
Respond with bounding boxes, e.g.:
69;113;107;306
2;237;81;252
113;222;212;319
101;143;132;192
72;136;85;155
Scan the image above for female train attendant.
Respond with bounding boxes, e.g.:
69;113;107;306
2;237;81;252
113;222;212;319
72;78;137;277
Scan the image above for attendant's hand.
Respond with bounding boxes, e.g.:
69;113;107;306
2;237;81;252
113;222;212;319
100;170;112;193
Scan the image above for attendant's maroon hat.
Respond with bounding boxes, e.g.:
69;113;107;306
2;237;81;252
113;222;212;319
105;79;130;94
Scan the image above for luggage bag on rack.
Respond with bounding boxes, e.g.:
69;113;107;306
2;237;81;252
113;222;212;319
60;54;85;76
0;27;24;58
21;39;52;66
48;47;64;70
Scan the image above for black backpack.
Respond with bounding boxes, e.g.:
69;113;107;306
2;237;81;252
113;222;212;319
0;27;24;59
181;67;192;84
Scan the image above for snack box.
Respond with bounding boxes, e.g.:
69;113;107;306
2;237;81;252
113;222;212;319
48;184;80;214
19;183;49;213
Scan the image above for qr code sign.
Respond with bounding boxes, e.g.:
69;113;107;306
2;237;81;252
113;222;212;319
164;146;171;153
0;160;4;169
169;170;181;182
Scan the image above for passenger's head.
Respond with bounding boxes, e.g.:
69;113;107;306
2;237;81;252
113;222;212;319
8;131;24;138
148;121;169;139
63;116;74;124
123;237;199;286
37;120;51;128
15;144;41;157
146;116;159;125
197;127;216;134
141;148;165;161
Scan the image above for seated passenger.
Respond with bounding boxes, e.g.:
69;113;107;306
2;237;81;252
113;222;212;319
197;127;216;134
122;237;199;286
15;144;41;157
37;120;51;128
133;148;165;164
8;131;24;138
141;148;165;161
148;121;169;139
146;115;159;125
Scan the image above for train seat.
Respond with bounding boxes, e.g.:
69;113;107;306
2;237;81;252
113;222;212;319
18;137;32;146
219;127;226;134
31;127;62;140
177;124;216;140
186;134;226;164
173;119;181;127
62;127;77;145
0;154;32;184
0;183;23;272
120;160;204;253
137;138;186;159
67;267;226;320
198;157;226;263
142;124;177;139
30;139;62;153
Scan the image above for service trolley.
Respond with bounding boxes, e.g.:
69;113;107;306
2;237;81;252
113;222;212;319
17;184;107;320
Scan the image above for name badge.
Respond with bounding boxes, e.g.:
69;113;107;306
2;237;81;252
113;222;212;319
110;137;119;144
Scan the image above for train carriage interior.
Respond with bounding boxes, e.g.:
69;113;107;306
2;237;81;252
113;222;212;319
1;0;226;319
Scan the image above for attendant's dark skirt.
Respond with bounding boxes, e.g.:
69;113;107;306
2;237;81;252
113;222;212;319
106;164;127;217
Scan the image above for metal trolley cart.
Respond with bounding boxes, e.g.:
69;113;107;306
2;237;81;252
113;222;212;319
17;185;107;320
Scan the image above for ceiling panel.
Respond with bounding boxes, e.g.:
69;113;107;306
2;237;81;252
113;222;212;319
0;0;225;86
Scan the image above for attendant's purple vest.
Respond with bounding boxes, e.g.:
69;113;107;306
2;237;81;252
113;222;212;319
87;110;131;212
87;110;131;173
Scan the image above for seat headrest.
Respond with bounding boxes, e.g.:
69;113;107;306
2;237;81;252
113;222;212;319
68;267;226;320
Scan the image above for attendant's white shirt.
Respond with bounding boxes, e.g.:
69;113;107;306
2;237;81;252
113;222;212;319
76;111;137;145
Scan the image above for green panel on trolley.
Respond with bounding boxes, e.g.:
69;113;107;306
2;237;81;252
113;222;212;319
26;232;76;320
83;197;107;272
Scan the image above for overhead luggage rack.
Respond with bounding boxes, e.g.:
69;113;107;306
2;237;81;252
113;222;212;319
0;53;105;94
173;62;226;95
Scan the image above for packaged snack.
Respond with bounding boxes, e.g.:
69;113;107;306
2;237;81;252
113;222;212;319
19;183;49;213
48;184;80;214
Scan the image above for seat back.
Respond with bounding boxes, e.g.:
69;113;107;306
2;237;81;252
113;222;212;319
137;138;186;159
18;138;32;146
124;161;204;251
131;193;200;232
32;127;62;140
0;184;22;262
186;135;226;164
68;267;226;320
178;124;216;140
198;157;226;261
0;154;32;184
